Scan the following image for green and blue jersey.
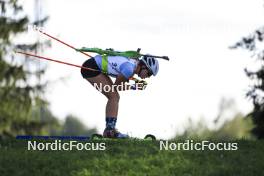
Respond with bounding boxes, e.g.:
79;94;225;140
94;55;137;79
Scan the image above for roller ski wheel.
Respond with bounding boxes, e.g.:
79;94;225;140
91;134;103;140
144;134;156;141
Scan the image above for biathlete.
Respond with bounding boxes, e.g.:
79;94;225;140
80;53;159;138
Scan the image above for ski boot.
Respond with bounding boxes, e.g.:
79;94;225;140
103;127;129;139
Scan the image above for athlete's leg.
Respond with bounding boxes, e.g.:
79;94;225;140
85;73;128;138
85;73;119;117
81;58;127;138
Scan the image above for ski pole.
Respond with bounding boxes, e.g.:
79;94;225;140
15;51;99;72
37;29;92;58
15;51;144;83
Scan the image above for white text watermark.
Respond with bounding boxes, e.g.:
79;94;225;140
160;140;238;151
93;82;145;92
27;140;106;151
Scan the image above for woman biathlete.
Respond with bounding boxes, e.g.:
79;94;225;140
80;54;159;138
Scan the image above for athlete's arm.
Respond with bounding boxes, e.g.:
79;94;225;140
113;74;132;91
113;62;137;91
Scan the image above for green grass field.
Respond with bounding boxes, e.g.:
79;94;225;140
0;139;263;176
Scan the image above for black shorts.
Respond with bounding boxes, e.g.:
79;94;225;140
81;58;101;78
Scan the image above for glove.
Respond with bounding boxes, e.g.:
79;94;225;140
131;83;147;90
130;78;148;90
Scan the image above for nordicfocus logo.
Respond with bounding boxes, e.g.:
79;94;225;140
27;24;45;33
160;140;238;151
93;82;146;92
27;140;106;151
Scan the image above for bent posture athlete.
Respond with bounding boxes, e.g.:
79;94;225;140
80;54;159;138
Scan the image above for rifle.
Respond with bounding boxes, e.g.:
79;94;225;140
77;47;170;61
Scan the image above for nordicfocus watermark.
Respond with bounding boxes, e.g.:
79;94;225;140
160;140;238;151
27;24;45;33
93;82;145;92
27;140;106;151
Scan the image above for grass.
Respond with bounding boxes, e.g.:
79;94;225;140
0;139;263;176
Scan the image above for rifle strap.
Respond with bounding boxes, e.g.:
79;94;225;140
101;54;108;74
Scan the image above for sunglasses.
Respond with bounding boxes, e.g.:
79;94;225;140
140;66;152;77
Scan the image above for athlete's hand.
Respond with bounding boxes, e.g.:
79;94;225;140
131;83;147;90
136;82;147;90
135;80;147;90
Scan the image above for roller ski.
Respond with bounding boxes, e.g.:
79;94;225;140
91;130;156;141
90;128;129;140
91;117;154;140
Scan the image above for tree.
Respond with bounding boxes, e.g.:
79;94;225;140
0;0;49;137
176;98;254;140
230;27;264;138
62;115;97;136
